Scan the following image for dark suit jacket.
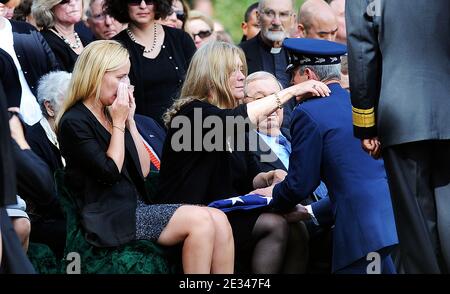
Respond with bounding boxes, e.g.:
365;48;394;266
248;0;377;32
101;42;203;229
26;122;64;176
0;48;21;108
11;20;59;96
272;83;398;271
12;140;64;221
239;33;265;76
58;102;147;247
248;129;334;226
0;83;17;207
347;0;450;147
247;130;288;173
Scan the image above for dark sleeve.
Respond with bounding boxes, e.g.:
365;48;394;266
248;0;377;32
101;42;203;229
12;141;56;206
0;83;17;207
36;30;60;71
0;49;22;108
311;197;334;227
200;102;249;121
346;0;381;139
180;30;196;67
41;32;73;72
59;118;121;185
271;110;323;211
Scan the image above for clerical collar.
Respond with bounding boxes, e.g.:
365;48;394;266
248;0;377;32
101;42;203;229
257;33;283;55
270;47;282;54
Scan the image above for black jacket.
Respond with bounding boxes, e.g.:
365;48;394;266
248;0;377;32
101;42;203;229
11;20;59;96
26;122;64;176
157;100;261;205
40;25;91;72
247;129;291;173
114;26;196;126
58;102;147;247
0;48;21;107
0;83;17;207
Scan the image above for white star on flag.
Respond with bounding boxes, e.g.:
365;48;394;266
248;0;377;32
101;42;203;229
229;197;245;205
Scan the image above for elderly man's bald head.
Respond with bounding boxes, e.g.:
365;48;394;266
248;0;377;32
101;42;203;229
297;0;338;41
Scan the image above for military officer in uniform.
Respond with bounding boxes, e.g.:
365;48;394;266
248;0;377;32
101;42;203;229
253;38;398;273
346;0;450;274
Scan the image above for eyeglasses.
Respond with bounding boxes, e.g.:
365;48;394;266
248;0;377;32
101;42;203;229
59;0;79;5
127;0;154;6
191;30;212;39
92;12;107;21
167;7;185;22
261;9;292;21
175;11;185;22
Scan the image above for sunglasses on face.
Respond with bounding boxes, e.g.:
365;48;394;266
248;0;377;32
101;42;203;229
175;11;185;22
192;30;212;39
127;0;154;6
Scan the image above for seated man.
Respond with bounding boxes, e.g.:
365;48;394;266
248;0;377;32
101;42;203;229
244;71;334;272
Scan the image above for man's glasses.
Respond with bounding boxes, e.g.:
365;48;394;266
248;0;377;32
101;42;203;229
191;30;212;39
59;0;79;5
261;9;292;21
127;0;153;6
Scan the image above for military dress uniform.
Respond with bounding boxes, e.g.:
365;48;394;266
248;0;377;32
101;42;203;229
347;0;450;273
271;38;398;273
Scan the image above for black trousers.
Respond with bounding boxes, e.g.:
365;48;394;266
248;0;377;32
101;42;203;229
383;140;450;274
0;208;35;274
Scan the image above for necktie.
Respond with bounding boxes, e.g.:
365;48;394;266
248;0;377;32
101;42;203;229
277;135;291;154
142;140;160;171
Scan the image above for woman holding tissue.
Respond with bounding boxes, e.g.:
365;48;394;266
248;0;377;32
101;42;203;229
56;40;234;274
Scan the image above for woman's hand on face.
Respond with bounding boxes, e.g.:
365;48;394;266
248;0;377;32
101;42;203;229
110;82;130;127
291;80;331;101
126;86;136;126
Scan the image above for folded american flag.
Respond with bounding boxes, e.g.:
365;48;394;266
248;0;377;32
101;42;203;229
208;194;272;212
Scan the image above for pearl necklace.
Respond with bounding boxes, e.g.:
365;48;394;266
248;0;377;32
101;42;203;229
127;25;158;54
52;28;82;50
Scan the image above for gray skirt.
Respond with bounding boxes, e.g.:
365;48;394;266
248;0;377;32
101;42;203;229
135;199;182;241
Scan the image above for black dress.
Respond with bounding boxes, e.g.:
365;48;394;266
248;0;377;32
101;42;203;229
58;102;180;247
114;26;196;126
40;28;91;72
156;100;264;270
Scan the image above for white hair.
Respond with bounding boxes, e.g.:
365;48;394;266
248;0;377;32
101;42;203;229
299;64;341;82
244;71;283;97
37;71;72;117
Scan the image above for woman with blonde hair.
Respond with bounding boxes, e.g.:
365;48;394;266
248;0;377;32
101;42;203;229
158;41;330;273
184;10;216;48
56;40;234;274
32;0;91;71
